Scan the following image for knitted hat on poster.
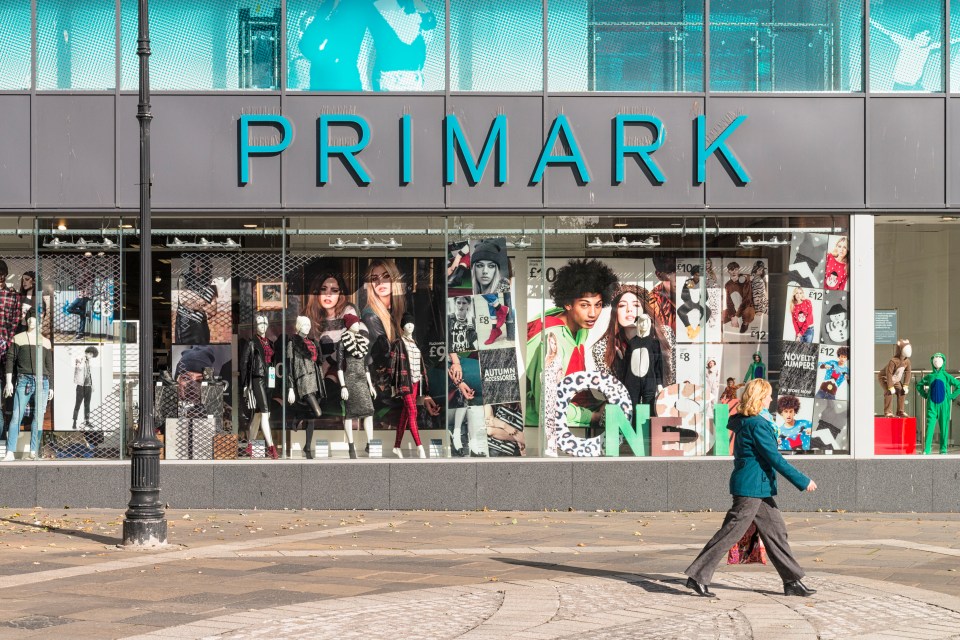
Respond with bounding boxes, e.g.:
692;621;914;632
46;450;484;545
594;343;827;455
471;239;508;275
342;313;360;330
401;313;416;328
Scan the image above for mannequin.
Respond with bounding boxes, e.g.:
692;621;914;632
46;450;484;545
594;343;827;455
389;313;426;458
337;314;376;458
240;315;278;459
705;358;720;405
3;314;54;461
878;338;911;418
286;315;324;459
917;352;959;454
622;313;664;413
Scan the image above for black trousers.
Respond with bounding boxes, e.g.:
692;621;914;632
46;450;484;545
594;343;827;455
73;384;92;422
685;495;804;586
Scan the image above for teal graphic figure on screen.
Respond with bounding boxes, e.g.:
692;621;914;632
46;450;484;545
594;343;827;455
870;18;958;91
916;352;960;455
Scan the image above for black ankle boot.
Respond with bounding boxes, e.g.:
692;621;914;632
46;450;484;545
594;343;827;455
348;443;357;459
784;580;816;597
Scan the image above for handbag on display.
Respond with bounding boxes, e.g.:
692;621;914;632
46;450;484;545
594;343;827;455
727;523;767;565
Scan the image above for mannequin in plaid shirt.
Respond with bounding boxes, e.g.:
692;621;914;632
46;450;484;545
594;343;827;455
0;260;23;444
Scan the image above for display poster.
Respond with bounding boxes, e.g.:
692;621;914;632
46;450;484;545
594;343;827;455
170;256;232;345
52;344;116;432
445;238;520;455
720;258;769;342
875;309;898;345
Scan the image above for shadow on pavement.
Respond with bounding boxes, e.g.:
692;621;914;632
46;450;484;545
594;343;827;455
492;558;781;596
0;517;120;546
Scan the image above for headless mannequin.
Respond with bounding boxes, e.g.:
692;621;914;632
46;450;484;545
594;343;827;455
4;317;54;460
245;316;277;459
392;320;426;458
338;321;376;458
287;316;323;458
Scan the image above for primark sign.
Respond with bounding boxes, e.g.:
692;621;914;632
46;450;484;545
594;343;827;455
237;112;751;187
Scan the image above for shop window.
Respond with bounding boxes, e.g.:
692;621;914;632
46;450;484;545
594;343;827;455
710;0;863;92
874;218;959;455
450;0;542;91
548;0;704;92
287;0;445;92
37;0;115;90
120;0;282;91
869;0;943;92
0;0;31;90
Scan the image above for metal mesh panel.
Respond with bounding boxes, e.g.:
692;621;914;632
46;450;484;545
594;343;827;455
41;252;125;460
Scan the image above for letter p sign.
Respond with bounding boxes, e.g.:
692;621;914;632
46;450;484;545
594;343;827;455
239;115;293;185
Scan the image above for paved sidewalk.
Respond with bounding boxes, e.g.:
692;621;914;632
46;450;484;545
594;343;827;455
0;508;959;639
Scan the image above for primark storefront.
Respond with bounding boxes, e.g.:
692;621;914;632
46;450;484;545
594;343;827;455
0;0;958;511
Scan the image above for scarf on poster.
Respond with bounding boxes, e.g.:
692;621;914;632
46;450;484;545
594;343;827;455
526;312;588;375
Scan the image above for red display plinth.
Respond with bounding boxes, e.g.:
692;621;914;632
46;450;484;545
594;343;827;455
874;417;917;454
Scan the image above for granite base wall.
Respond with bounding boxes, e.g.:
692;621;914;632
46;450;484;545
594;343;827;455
1;459;957;512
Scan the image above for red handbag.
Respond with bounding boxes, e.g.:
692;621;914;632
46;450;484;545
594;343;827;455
727;523;768;565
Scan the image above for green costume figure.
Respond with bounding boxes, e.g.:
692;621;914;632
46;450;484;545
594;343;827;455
744;351;766;382
916;352;960;455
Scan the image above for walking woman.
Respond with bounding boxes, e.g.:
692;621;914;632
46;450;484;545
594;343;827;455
684;378;818;598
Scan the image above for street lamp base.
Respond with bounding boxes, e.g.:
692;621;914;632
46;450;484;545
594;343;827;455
122;519;168;547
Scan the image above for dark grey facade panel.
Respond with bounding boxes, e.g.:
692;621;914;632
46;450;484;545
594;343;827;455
0;95;31;207
33;95;116;208
7;95;960;211
145;95;283;208
949;100;960;210
282;95;446;208
543;97;704;208
869;98;946;208
707;97;866;208
445;96;544;208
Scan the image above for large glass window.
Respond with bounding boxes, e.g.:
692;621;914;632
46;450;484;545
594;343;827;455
710;0;863;92
0;0;32;90
874;218;959;455
450;0;542;91
549;0;704;92
121;0;282;91
869;0;943;92
287;0;445;92
37;0;115;90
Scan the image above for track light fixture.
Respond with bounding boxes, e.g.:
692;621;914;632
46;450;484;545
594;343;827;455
328;237;403;250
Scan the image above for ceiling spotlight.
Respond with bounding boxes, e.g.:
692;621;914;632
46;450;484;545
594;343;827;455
154;273;162;283
359;238;372;249
171;237;185;246
57;223;67;231
385;237;400;249
510;235;532;249
243;224;258;228
199;238;210;245
83;251;92;257
223;238;239;247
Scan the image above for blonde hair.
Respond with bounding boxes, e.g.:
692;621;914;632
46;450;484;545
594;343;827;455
740;378;772;417
830;236;848;262
789;286;806;312
364;259;405;342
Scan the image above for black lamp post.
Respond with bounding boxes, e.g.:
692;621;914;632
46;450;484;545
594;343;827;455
123;0;166;546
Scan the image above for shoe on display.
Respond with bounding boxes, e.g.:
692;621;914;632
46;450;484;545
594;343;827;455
417;445;426;459
348;443;358;459
883;412;895;418
495;305;510;324
392;447;403;458
246;443;254;458
364;443;370;454
304;449;314;460
26;451;38;461
783;580;816;597
267;445;278;460
3;451;15;462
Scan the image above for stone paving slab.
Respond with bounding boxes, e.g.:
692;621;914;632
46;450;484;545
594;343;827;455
0;508;959;638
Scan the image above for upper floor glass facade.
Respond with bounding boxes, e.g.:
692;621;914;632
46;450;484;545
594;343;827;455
2;0;959;93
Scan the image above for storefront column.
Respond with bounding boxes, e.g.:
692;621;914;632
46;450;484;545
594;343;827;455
850;214;875;458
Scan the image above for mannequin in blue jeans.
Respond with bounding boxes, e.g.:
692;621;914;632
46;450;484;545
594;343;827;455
3;314;54;460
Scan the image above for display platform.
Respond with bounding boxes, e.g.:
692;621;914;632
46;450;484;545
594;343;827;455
875;416;917;455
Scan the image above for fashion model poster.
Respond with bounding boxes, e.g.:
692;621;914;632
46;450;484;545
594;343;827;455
170;255;232;345
52;344;115;431
720;258;768;342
